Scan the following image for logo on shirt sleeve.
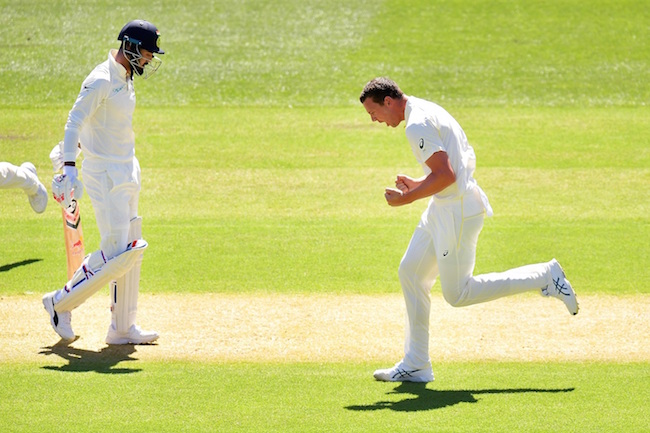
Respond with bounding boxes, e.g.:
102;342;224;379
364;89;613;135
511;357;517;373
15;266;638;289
418;138;425;149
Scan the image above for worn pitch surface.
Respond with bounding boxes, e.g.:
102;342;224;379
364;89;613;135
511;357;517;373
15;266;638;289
2;293;647;364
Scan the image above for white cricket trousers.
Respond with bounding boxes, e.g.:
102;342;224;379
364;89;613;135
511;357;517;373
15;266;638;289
82;157;140;260
0;162;40;195
398;187;550;370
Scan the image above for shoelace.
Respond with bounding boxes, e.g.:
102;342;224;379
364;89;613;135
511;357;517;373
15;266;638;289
553;276;571;296
391;368;421;379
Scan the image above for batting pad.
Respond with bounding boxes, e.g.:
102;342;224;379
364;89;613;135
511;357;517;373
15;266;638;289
55;239;147;312
110;216;143;333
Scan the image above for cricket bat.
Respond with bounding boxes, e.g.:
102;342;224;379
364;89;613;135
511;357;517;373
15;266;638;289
62;199;84;279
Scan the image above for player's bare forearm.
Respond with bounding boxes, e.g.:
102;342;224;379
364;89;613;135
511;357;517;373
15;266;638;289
385;152;456;207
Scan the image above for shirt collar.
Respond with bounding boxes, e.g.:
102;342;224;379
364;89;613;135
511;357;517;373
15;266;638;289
108;49;129;81
404;95;413;122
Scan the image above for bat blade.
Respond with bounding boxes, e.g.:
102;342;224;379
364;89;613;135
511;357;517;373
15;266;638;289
62;199;85;279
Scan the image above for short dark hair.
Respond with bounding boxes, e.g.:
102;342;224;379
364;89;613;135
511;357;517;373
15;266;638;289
359;77;404;104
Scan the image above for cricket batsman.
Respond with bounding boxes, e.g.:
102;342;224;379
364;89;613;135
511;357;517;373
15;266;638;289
43;20;164;344
359;78;579;383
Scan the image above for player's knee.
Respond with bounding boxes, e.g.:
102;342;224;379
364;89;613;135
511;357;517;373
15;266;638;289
101;229;131;260
441;282;468;307
442;291;463;307
440;271;474;307
87;250;108;272
397;264;419;291
398;255;420;282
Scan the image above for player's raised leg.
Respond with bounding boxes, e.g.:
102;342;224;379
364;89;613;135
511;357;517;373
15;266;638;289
435;213;579;315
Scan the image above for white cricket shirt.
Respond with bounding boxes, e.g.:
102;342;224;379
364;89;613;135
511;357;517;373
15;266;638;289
404;96;492;215
62;50;136;164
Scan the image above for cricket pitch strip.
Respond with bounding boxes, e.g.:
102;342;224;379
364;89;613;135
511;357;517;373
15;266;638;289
1;293;647;364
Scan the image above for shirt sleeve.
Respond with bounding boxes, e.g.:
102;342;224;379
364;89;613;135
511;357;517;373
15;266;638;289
62;75;110;162
404;117;445;166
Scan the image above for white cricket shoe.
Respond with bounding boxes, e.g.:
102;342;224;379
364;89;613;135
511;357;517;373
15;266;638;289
106;324;159;345
21;162;48;213
373;360;434;383
42;291;75;341
542;259;579;315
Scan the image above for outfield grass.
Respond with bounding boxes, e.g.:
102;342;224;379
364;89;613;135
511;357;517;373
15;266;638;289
1;361;648;432
1;0;648;432
2;106;647;295
2;0;648;108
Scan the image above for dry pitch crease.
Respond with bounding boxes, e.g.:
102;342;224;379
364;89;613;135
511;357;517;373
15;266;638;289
1;293;648;364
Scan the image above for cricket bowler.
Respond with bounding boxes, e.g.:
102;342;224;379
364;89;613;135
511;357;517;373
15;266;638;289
43;20;164;344
359;77;579;383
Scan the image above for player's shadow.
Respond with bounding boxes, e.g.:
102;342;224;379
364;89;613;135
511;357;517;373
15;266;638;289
345;382;575;412
0;258;42;272
39;341;141;374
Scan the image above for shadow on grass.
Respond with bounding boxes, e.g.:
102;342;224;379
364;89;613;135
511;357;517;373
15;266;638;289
39;341;142;374
346;382;575;412
0;258;42;272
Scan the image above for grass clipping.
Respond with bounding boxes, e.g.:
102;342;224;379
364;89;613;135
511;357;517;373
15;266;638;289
2;293;648;364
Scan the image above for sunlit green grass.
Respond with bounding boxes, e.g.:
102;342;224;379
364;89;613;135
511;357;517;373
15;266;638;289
1;0;648;108
1;361;648;433
0;1;648;432
1;106;647;295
